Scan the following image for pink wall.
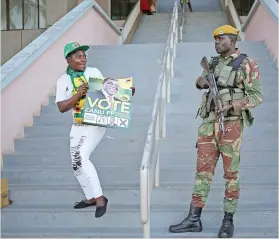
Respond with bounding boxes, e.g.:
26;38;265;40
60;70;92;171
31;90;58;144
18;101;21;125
1;8;121;153
244;3;278;64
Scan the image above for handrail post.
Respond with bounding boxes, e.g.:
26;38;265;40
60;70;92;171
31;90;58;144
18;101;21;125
154;153;160;187
143;217;150;238
167;50;171;103
161;73;167;138
171;46;174;79
175;5;178;55
173;21;177;58
155;111;160;140
154;110;161;187
179;2;185;42
167;70;171;104
173;24;177;58
140;166;150;238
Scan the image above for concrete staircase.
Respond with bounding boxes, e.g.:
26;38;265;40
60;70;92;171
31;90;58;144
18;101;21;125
178;0;229;42
131;13;171;43
182;11;229;42
2;0;278;238
1;44;165;237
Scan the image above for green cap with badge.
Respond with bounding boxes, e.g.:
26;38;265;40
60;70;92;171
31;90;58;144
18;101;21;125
64;41;89;58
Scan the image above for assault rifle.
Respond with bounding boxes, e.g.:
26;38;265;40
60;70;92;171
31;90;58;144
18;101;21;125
200;57;226;135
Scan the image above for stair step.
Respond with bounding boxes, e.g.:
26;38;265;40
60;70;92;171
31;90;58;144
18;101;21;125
3;150;278;167
2;205;277;229
2;202;277;212
10;134;278;154
164;113;277;128
170;78;278;103
23;125;149;138
12;137;146;154
2;165;277;185
8;185;277;206
2;226;277;238
177;42;274;59
1;227;142;238
9;187;140;206
22;114;277;138
175;62;278;76
2;206;142;228
164;101;276;117
2;166;141;185
36;107;153;121
151;186;277;205
160;137;277;152
88;42;165;53
3;152;143;167
6;180;276;189
175;51;274;62
32;115;151;126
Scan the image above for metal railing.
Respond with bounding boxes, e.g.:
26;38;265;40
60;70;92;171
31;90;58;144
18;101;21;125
140;1;178;238
179;1;186;42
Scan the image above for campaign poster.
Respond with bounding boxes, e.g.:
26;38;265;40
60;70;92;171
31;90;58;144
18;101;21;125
82;77;133;129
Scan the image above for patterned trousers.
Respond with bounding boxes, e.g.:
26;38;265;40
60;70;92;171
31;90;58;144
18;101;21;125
191;119;243;213
70;124;106;199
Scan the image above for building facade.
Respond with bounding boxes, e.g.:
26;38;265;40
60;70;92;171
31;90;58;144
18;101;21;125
233;0;255;16
1;0;255;65
1;0;139;64
1;0;81;64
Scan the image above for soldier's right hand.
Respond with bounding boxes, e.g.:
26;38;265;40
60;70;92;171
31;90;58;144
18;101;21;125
77;83;89;97
196;77;210;89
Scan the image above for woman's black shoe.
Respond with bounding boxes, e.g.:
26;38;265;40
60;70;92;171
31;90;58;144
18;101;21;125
74;200;96;209
95;197;108;218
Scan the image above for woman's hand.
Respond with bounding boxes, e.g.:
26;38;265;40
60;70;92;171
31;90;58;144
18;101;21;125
131;87;135;96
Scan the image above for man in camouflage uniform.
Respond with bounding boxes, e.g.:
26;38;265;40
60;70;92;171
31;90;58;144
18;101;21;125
169;25;263;238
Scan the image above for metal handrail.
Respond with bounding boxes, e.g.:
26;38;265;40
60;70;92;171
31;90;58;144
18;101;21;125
140;1;178;238
179;1;186;42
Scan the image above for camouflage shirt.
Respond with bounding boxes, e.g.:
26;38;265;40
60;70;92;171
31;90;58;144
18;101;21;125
196;49;263;123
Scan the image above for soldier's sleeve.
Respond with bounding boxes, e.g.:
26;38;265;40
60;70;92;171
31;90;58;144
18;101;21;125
195;57;214;89
232;58;263;114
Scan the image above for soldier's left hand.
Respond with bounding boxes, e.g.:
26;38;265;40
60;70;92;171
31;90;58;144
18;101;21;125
219;104;233;116
131;87;135;96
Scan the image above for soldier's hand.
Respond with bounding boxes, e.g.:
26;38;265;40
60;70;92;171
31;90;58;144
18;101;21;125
218;104;233;116
77;83;88;97
196;77;210;89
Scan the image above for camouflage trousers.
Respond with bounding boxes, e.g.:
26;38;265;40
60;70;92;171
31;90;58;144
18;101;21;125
191;119;243;213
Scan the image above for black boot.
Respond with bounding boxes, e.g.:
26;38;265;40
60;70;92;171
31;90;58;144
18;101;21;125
169;204;203;233
218;212;234;238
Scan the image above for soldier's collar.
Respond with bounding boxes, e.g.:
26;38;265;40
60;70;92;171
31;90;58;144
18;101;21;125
230;48;240;59
219;48;240;60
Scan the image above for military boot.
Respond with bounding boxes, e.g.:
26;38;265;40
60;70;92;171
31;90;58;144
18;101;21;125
169;204;203;233
218;212;234;238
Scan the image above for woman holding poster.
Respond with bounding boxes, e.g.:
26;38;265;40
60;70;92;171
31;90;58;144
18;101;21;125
55;41;135;218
